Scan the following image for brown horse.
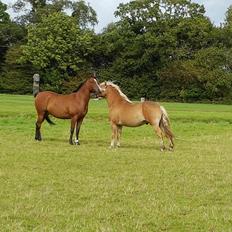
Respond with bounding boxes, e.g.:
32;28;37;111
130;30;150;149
99;82;174;151
35;77;102;145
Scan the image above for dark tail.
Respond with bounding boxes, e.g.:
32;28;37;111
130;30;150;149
159;106;174;145
45;115;55;125
33;87;42;97
33;92;39;98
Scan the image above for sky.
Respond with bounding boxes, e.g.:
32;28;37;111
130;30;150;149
2;0;232;32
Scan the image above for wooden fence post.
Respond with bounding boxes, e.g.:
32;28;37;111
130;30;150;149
33;74;40;97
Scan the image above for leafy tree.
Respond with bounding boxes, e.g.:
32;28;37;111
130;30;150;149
20;12;95;91
158;47;232;101
12;0;47;24
0;1;10;22
7;0;97;93
96;0;214;99
0;1;10;69
1;0;231;102
224;5;232;27
12;0;98;29
115;0;205;32
0;44;35;94
0;1;26;71
222;5;232;48
72;0;98;29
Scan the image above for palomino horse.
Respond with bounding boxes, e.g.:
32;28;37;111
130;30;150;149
99;82;174;151
35;76;102;145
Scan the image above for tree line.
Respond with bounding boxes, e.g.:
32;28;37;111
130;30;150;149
1;0;232;102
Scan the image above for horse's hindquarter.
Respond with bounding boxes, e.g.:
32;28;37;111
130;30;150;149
110;102;146;127
142;101;162;125
35;91;57;113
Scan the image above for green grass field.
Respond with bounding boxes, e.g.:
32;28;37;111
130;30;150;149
0;94;232;231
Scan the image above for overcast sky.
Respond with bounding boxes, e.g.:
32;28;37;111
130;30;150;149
3;0;232;32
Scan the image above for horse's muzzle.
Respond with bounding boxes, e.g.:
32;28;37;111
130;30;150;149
91;87;102;98
96;87;103;96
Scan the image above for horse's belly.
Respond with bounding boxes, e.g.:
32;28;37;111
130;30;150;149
47;105;71;119
122;121;146;127
49;110;71;119
119;115;146;127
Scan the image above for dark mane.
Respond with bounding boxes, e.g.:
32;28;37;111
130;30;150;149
73;80;86;93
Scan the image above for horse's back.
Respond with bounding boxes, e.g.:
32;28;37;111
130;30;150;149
36;91;59;100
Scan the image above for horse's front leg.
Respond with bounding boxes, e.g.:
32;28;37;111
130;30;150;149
116;125;122;147
75;118;83;145
110;122;118;148
69;116;77;145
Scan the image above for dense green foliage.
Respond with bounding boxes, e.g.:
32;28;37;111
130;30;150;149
1;0;232;101
21;12;95;91
95;0;231;101
1;94;232;230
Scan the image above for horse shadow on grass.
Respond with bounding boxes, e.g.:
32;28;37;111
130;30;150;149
44;137;67;143
44;137;108;147
87;139;161;151
41;138;164;151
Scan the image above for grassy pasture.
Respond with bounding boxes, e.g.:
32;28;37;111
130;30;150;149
0;94;232;231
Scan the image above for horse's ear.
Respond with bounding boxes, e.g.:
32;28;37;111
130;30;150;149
93;71;97;79
104;81;107;87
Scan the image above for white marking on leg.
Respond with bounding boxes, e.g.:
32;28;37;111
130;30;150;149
160;140;165;151
111;140;115;148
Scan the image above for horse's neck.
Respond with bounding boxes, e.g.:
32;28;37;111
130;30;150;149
107;89;127;106
74;85;91;104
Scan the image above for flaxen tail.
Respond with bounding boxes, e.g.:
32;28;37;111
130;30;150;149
159;106;174;146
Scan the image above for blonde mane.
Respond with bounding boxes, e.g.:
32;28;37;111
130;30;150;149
106;81;132;103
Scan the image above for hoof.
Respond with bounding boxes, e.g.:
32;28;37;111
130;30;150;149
35;137;42;141
160;146;166;152
69;141;74;145
109;145;116;149
74;139;80;145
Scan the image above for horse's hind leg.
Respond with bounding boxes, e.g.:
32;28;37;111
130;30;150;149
35;113;45;141
152;124;165;152
168;136;174;151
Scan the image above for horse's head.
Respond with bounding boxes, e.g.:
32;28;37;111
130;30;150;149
99;81;131;103
99;81;108;97
98;81;118;97
86;76;102;95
